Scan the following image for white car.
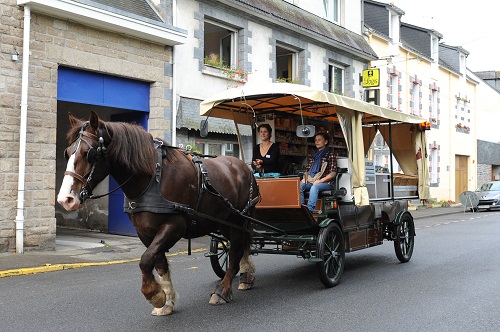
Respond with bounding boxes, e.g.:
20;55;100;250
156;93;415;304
475;181;500;211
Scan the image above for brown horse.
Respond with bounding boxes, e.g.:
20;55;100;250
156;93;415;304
57;111;258;315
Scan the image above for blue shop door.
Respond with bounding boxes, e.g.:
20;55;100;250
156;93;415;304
108;113;149;236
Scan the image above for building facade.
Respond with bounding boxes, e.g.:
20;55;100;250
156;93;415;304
0;0;186;252
363;0;480;202
1;0;378;252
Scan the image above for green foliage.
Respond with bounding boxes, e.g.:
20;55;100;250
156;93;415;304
204;54;251;83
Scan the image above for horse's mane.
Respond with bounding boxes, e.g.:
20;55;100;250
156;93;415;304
105;122;157;176
67;118;177;176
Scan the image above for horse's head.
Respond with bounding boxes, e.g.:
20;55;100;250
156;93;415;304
57;111;111;211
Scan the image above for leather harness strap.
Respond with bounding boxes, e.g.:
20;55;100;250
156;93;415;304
123;142;263;253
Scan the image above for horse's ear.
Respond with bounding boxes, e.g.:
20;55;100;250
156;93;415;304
89;110;99;130
68;112;80;127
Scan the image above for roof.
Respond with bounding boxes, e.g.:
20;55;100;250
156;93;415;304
177;97;251;135
74;0;163;23
200;83;427;125
475;71;500;80
18;0;187;45
400;22;443;39
221;0;378;60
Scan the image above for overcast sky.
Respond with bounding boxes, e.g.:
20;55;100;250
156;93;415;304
393;0;499;72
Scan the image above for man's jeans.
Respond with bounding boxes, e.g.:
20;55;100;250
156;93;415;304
300;182;333;211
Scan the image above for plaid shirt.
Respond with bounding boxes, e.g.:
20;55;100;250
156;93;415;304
305;149;337;185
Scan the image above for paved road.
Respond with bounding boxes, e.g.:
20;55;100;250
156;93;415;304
1;210;499;332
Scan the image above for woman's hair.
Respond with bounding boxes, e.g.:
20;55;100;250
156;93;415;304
315;132;330;143
257;123;273;137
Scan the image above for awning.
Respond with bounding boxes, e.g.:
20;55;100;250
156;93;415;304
200;83;426;125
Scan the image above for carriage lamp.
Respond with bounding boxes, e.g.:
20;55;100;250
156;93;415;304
419;121;431;131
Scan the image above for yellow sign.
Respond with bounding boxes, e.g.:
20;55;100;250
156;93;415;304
362;69;380;88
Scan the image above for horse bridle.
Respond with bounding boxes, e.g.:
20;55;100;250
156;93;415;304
64;122;112;203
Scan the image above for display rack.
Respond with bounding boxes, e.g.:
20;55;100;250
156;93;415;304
256;114;348;171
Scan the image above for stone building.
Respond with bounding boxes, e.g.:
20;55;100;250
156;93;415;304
0;0;186;252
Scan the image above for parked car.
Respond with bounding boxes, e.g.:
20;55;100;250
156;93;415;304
475;181;500;211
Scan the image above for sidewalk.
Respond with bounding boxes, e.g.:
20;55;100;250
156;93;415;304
0;227;209;278
0;205;466;277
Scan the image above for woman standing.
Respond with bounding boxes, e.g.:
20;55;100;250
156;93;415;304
252;124;280;177
300;132;337;213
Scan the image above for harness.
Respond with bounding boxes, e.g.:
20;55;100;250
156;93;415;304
123;141;261;253
123;141;183;214
124;141;259;215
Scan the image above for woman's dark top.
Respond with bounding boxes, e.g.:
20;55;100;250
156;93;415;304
252;143;281;173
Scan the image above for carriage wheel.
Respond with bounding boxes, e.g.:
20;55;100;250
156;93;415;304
316;223;345;288
394;212;415;263
210;237;230;279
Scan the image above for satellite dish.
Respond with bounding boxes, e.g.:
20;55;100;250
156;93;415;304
459;191;479;209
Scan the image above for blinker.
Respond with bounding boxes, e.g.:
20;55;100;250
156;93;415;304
87;148;98;164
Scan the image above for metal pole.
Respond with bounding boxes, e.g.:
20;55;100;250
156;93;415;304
388;121;394;200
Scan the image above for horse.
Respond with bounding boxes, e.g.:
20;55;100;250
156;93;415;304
57;111;259;316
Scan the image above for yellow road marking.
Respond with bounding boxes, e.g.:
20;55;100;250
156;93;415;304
0;247;207;278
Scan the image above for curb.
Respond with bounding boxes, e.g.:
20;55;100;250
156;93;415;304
0;247;207;279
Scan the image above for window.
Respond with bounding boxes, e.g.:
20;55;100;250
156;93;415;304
204;20;237;68
208;143;222;156
388;10;400;42
430;148;438;184
390;74;398;109
323;0;340;23
430;36;439;62
328;63;344;94
411;82;420;116
431;89;437;120
276;45;298;83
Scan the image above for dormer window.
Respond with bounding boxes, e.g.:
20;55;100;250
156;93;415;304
388;10;400;43
324;0;341;24
431;36;439;63
459;54;466;75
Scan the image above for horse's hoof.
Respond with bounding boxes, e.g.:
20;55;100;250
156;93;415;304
238;272;255;290
238;282;253;290
151;305;174;316
209;292;228;305
150;290;166;308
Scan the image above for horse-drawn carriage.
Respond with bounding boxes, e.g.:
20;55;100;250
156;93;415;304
200;83;431;288
57;83;430;316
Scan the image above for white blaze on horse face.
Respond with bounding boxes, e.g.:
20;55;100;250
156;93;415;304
57;154;81;211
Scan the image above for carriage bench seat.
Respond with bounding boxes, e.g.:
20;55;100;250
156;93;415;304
303;168;349;198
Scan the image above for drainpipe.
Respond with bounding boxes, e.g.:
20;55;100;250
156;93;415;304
171;0;177;147
15;5;31;254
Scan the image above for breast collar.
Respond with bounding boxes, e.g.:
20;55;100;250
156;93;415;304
123;142;186;215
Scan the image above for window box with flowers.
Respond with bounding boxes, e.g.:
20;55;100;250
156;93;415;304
456;123;470;133
203;54;250;83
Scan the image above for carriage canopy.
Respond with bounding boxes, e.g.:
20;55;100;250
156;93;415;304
200;83;430;204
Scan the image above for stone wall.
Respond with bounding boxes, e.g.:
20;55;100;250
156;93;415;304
477;164;492;187
0;1;172;252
